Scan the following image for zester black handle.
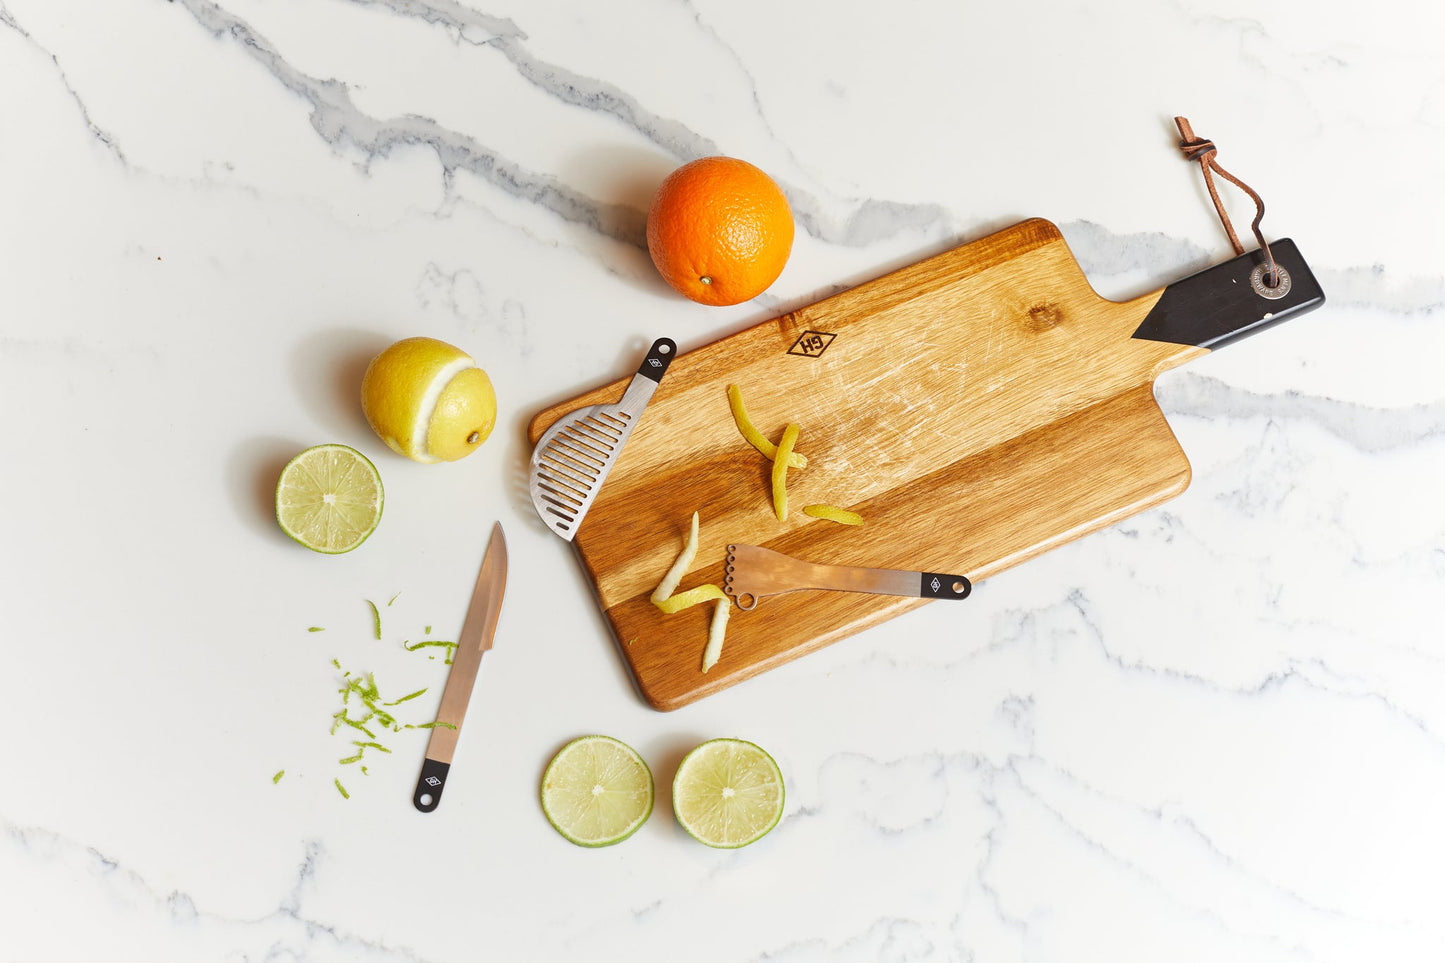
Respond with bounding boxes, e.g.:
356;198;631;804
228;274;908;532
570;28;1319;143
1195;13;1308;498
920;573;972;600
412;757;451;813
635;338;677;383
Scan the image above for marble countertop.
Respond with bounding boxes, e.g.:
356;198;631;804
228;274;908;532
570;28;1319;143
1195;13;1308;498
3;1;1442;960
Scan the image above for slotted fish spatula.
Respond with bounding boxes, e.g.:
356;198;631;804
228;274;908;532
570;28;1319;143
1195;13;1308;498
530;338;675;540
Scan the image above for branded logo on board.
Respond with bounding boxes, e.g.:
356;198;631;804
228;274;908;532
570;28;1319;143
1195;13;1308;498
787;330;836;357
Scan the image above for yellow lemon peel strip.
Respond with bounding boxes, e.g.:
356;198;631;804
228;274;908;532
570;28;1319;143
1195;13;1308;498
650;513;734;673
803;504;864;526
654;583;727;614
701;599;730;673
650;511;699;604
727;384;806;469
772;423;800;521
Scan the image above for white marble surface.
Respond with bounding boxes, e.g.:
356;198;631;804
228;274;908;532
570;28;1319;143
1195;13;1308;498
2;0;1443;960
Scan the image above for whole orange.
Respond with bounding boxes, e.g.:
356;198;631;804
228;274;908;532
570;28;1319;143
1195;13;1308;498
645;157;794;306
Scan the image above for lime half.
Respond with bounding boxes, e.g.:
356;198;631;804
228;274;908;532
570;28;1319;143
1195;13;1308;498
275;444;384;554
541;735;654;847
672;738;784;848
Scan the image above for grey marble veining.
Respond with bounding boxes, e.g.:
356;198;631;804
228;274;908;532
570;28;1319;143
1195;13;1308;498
2;0;1443;961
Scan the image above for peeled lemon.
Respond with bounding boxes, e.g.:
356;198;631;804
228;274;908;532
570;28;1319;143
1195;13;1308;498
361;337;497;463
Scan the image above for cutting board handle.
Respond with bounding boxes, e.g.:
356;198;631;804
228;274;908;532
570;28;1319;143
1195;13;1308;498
1131;238;1324;350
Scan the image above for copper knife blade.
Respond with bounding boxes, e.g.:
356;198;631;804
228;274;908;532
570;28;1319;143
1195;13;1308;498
412;521;507;812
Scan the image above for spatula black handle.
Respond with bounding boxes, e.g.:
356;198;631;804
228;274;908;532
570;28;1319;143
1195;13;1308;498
412;757;451;813
635;338;677;383
920;573;972;599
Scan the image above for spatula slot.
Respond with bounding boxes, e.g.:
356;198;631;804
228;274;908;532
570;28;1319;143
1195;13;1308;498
535;478;587;507
561;425;617;455
541;442;603;480
551;435;610;469
572;417;625;446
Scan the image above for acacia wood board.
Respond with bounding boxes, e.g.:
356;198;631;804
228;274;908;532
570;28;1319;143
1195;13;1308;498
528;218;1323;710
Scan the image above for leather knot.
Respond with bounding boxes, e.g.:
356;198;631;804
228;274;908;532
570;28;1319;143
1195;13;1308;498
1172;115;1277;285
1178;136;1216;163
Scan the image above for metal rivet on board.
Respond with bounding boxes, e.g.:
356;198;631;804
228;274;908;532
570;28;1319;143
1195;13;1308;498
1250;262;1291;300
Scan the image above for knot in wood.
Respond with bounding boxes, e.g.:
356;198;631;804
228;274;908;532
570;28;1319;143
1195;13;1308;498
1022;302;1064;333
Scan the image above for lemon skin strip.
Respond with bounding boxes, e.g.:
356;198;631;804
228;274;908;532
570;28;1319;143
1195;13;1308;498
727;385;806;468
651;512;700;604
803;504;864;526
653;584;727;614
700;599;730;673
771;423;800;521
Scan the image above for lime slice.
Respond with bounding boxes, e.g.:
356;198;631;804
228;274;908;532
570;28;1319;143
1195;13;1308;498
541;735;654;847
672;738;784;848
275;444;384;554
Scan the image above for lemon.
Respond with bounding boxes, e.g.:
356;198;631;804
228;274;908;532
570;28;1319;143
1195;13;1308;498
672;738;784;848
540;735;654;847
361;337;497;463
275;444;384;553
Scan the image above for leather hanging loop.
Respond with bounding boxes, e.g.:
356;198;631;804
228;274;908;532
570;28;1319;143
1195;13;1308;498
1174;116;1280;288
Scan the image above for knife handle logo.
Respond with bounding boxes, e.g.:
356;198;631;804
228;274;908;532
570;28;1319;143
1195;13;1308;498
413;758;451;813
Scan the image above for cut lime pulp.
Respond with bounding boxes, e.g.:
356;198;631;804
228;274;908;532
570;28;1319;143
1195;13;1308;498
541;735;654;847
672;738;784;848
275;444;384;554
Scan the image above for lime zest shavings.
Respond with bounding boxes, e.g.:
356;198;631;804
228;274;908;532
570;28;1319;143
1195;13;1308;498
340;740;393;765
272;770;285;784
332;711;377;739
404;639;457;665
296;601;454;802
308;626;326;633
383;688;428;707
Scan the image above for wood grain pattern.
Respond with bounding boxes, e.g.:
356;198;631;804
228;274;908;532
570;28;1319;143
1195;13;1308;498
528;218;1208;710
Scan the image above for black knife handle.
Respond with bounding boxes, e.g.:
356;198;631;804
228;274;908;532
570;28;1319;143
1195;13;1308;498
920;573;971;600
635;338;676;383
412;758;451;813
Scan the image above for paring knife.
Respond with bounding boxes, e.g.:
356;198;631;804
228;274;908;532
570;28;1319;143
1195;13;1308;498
529;337;676;540
723;544;971;610
412;521;507;813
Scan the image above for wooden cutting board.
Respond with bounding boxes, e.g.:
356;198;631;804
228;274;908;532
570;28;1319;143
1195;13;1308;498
528;218;1323;710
